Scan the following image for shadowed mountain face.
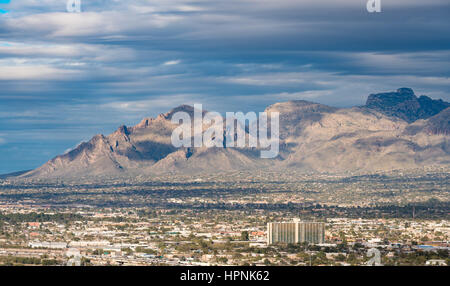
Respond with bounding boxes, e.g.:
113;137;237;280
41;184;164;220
405;107;450;136
424;108;450;135
365;88;449;123
17;88;450;179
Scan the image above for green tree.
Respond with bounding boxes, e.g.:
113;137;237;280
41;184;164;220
241;231;249;241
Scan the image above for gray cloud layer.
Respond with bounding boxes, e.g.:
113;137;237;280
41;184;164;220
0;0;449;173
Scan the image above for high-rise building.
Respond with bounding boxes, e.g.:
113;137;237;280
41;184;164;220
267;221;325;245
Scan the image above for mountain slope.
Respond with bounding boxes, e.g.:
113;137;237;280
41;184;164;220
21;105;260;178
405;107;450;136
20;88;450;179
21;107;183;178
278;105;448;172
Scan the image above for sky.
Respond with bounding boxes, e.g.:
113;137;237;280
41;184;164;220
0;0;449;174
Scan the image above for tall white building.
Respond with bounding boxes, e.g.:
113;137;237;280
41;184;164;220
267;221;325;245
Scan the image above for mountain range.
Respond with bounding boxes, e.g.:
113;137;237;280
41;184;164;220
16;88;450;179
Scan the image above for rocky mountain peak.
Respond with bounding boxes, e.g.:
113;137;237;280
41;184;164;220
115;125;130;136
158;105;195;120
265;100;337;115
365;88;449;123
396;87;415;96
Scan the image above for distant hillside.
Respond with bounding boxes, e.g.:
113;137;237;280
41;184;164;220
0;170;31;179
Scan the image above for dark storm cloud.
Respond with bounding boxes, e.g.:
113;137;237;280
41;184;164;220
0;0;449;173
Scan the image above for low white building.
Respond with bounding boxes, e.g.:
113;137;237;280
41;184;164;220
425;259;447;266
29;241;67;249
69;240;110;248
